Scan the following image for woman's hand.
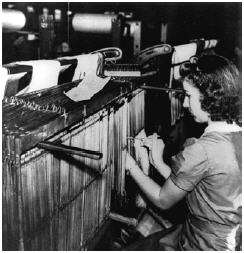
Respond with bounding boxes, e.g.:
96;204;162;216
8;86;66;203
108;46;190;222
125;151;138;174
134;129;150;175
142;133;165;170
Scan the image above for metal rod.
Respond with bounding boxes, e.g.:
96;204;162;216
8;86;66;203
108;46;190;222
67;2;70;45
109;212;138;227
37;141;103;160
140;70;158;77
17;31;39;35
127;136;160;140
147;208;173;229
140;85;184;93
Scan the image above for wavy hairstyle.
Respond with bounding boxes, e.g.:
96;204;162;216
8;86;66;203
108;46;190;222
180;54;242;126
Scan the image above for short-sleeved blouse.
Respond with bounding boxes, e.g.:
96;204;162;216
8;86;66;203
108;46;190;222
170;130;242;250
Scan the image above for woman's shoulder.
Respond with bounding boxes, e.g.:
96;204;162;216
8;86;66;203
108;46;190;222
199;131;241;147
180;131;241;165
180;137;208;162
197;131;241;167
182;132;234;163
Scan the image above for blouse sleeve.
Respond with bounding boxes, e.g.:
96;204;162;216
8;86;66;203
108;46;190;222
170;139;209;192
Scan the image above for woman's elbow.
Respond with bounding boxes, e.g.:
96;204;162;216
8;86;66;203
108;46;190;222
155;197;174;210
158;200;173;210
155;178;187;210
156;189;179;210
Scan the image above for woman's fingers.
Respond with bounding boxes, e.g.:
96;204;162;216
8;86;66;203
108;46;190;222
141;139;152;149
152;133;158;149
141;135;153;149
141;133;160;149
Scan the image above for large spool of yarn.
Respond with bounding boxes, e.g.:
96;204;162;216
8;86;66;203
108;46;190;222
2;9;26;32
72;13;117;34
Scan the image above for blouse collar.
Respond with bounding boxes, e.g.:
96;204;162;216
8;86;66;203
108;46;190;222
204;121;242;134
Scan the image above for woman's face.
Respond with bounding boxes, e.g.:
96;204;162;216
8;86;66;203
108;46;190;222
182;80;209;123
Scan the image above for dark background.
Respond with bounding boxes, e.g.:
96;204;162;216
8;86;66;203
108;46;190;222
2;2;242;64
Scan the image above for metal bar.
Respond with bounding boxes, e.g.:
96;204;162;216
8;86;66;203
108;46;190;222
127;136;160;141
140;85;184;93
108;212;138;227
147;208;173;229
37;141;103;160
17;31;39;35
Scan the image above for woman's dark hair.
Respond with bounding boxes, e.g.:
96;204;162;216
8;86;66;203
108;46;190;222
181;54;241;126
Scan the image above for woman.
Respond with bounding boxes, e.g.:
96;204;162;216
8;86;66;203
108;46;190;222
125;54;242;250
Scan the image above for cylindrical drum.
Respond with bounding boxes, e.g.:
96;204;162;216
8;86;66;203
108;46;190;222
2;9;26;32
72;13;117;34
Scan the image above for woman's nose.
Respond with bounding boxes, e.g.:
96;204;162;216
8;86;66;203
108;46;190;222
183;96;189;108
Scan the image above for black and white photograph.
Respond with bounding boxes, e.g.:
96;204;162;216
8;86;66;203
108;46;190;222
1;1;242;251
